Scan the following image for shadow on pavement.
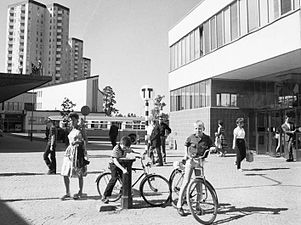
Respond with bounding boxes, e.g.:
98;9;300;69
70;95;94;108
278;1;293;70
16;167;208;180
214;203;288;224
243;167;290;171
0;172;45;177
0;200;31;225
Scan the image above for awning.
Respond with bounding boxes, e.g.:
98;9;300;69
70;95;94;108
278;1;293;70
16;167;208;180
0;73;52;103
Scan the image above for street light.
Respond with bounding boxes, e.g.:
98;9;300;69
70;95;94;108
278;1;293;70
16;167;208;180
140;85;154;153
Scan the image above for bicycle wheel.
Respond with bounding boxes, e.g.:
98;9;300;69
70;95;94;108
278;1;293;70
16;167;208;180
96;172;122;202
187;178;218;225
169;169;184;208
140;174;171;207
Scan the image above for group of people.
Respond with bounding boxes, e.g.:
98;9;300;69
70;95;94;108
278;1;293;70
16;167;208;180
43;112;90;200
146;115;172;166
42;112;297;203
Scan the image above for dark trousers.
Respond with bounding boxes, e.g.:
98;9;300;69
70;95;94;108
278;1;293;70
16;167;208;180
104;164;122;197
110;137;117;149
160;136;166;162
236;139;246;169
43;143;56;173
286;139;294;160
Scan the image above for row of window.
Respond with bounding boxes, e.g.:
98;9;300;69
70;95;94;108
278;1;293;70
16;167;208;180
170;80;211;111
170;0;300;71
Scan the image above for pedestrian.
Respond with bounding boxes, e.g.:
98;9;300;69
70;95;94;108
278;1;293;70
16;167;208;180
281;114;296;162
101;136;140;203
176;120;213;216
158;115;171;164
109;122;119;149
274;127;282;157
150;119;163;166
146;119;155;164
215;120;227;157
60;112;89;200
43;117;57;175
232;117;246;172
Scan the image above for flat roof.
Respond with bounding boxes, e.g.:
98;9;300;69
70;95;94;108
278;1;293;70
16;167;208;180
0;73;52;103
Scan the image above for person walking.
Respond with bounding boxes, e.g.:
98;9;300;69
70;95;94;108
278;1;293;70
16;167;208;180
176;120;213;216
274;127;282;157
215;120;227;157
232;118;247;172
109;122;119;149
43;118;57;175
158;115;171;164
281;114;296;162
60;112;89;200
150;119;163;166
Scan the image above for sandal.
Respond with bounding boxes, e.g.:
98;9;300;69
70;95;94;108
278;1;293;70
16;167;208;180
73;192;82;200
60;194;70;201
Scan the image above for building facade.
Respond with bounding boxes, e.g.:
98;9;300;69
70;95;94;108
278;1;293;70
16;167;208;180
82;57;91;77
4;0;91;84
168;0;301;158
69;38;83;80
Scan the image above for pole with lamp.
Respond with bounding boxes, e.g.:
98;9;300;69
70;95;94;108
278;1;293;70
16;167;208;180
140;85;154;155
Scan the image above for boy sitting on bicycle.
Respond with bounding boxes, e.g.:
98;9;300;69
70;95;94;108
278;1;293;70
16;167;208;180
101;136;140;203
176;120;213;216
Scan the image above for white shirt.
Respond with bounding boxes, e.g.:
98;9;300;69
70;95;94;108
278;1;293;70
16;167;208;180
233;126;245;139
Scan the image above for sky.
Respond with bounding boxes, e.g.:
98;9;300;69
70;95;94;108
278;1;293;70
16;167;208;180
0;0;201;116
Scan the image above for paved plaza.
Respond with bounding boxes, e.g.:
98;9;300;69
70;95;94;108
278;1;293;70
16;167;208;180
0;133;301;225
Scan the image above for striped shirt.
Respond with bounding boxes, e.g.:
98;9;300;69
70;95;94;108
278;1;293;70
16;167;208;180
111;144;132;162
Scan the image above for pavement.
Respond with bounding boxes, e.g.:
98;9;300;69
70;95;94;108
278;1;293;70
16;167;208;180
0;133;301;225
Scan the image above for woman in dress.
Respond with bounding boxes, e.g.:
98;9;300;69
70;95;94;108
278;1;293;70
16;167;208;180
215;120;227;157
60;112;89;200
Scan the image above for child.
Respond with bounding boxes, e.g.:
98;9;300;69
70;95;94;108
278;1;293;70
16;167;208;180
101;136;140;203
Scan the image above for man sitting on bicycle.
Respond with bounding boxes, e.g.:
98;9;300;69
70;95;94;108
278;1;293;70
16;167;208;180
101;136;140;203
176;120;213;216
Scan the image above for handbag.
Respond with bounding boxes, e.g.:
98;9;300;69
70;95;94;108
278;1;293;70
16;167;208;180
246;151;254;162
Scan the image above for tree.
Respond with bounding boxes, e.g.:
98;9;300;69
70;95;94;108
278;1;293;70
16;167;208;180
151;95;167;119
60;97;76;121
103;86;118;116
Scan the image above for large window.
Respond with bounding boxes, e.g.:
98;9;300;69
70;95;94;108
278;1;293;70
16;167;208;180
216;93;238;107
224;7;231;44
259;0;269;26
203;21;210;54
216;11;224;48
210;16;217;50
247;0;259;32
230;1;239;40
281;0;292;15
269;0;280;22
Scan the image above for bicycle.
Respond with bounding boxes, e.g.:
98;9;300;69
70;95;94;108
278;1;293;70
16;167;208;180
96;156;171;207
169;149;218;224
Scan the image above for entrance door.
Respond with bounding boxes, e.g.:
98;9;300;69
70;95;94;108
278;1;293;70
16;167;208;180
256;111;269;154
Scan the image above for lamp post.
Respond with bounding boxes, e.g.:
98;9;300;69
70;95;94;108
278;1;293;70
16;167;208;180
140;85;154;153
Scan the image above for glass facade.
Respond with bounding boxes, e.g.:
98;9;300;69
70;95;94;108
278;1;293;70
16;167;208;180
169;0;300;71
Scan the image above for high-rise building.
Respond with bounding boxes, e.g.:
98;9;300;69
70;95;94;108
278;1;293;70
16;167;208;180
82;57;91;78
4;0;91;84
44;3;70;83
69;38;83;80
5;0;46;75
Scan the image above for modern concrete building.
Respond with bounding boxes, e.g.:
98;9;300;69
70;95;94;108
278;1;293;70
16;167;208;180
4;0;91;84
168;0;301;158
35;75;103;113
82;57;91;78
69;38;83;80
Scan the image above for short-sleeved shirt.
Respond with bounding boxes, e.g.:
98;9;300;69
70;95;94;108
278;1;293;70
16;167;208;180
185;133;213;158
111;144;132;163
233;127;245;139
